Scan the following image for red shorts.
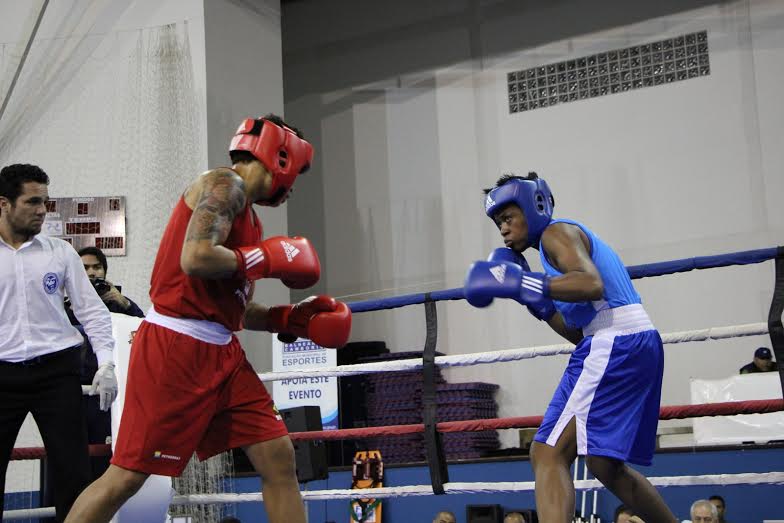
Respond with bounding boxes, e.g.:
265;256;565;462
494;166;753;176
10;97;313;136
111;321;288;476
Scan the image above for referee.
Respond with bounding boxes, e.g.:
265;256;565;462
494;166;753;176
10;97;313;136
0;164;117;522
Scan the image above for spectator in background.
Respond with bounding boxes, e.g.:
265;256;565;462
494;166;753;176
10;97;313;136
690;500;718;523
504;512;526;523
63;246;144;480
614;505;645;523
739;347;776;374
708;495;729;523
433;511;456;523
76;246;144;317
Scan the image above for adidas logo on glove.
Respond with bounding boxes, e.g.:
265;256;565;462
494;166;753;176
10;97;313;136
489;264;506;283
281;241;301;262
244;247;264;269
521;274;544;295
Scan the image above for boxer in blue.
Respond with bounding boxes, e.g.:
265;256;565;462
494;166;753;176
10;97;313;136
464;173;676;522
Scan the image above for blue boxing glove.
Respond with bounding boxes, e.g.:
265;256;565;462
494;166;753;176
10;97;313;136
464;260;527;308
464;259;557;321
487;247;531;271
483;248;557;321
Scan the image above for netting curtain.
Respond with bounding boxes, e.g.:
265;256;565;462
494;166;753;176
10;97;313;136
0;22;202;313
1;18;235;522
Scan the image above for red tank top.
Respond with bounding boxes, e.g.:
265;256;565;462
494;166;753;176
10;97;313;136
150;196;263;331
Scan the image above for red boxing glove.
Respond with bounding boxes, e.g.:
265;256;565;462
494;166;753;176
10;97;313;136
267;295;352;348
234;236;320;289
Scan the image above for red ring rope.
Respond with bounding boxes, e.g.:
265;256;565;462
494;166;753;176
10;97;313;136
290;398;784;441
10;399;782;460
11;443;112;461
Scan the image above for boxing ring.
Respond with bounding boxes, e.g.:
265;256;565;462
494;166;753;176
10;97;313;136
6;245;784;521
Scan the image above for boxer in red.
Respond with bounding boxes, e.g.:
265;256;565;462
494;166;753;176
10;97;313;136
65;115;351;523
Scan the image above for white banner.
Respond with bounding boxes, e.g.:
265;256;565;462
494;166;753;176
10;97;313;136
271;337;339;430
691;372;784;446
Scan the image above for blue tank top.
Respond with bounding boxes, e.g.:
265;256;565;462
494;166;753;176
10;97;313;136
540;219;640;328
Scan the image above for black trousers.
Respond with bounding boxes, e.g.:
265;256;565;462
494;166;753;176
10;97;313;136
41;395;111;521
0;348;91;522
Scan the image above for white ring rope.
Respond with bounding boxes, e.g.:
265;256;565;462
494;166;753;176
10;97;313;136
167;471;784;505
259;322;768;381
4;471;782;520
4;507;55;520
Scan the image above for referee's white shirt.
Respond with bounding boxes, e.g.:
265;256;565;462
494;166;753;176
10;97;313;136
0;234;114;365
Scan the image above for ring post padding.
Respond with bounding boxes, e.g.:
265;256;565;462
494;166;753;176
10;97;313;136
768;246;784;396
422;295;449;494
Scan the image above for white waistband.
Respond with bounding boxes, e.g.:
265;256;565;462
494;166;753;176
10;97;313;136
582;303;655;337
145;306;233;345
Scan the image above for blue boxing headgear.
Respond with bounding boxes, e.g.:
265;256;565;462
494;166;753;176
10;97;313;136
484;174;554;248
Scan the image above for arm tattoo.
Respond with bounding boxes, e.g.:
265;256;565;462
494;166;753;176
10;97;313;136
185;171;247;244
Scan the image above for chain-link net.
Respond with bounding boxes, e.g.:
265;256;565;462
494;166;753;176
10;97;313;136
0;21;206;314
171;451;237;522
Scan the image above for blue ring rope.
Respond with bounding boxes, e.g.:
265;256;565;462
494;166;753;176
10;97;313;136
347;246;780;313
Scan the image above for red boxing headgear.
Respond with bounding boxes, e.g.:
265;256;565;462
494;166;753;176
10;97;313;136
229;118;314;206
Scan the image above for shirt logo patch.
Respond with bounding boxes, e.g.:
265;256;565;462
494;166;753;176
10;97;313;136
42;273;59;294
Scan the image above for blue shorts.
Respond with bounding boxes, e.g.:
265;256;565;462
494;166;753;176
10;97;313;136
534;324;664;466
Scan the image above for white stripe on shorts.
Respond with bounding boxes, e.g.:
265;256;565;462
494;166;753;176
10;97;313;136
544;304;655;454
545;332;615;455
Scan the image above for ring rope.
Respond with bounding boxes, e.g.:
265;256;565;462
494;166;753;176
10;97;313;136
168;472;784;505
346;247;780;313
4;507;56;521
288;398;784;441
10;399;782;460
10;443;111;461
259;322;769;381
5;472;783;520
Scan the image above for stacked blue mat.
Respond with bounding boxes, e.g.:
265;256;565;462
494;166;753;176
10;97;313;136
361;351;500;463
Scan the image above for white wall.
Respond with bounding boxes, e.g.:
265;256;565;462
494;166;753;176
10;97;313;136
203;0;286;372
283;0;783;445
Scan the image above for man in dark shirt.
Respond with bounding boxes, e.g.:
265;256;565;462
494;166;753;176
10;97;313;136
77;247;144;317
64;246;144;479
739;347;776;374
709;495;731;523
